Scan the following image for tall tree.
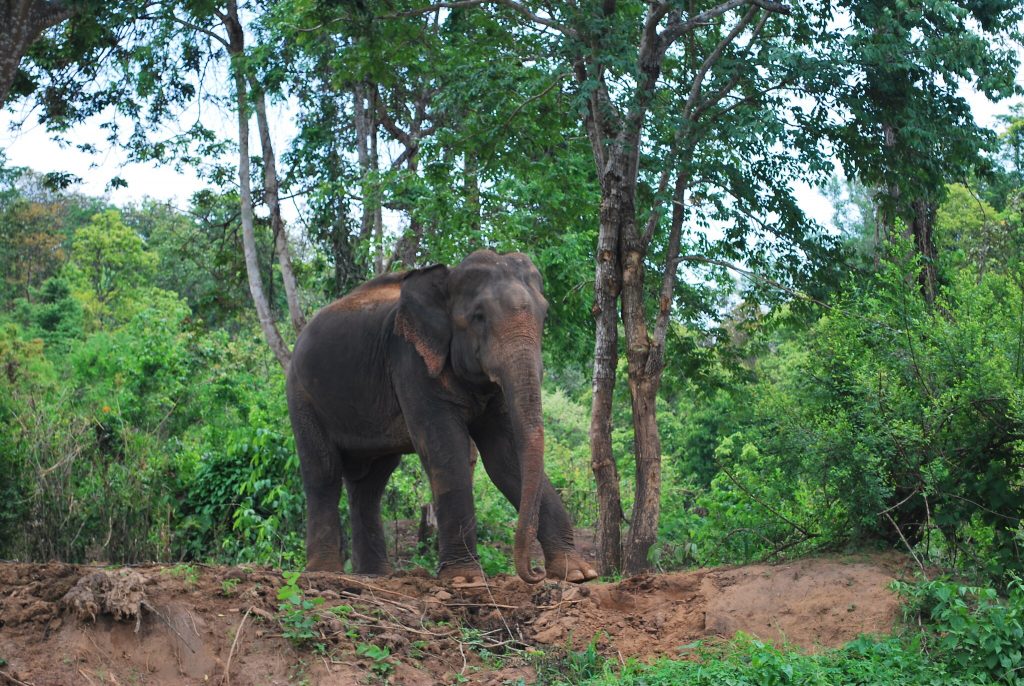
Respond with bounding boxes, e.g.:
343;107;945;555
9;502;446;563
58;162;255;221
8;1;309;367
831;0;1022;303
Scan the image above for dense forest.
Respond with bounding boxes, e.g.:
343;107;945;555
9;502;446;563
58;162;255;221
3;0;1024;683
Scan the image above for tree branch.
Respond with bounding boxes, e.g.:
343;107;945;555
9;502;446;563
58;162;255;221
660;0;787;49
385;0;574;36
139;12;229;48
374;84;414;149
679;254;833;310
651;170;689;350
721;463;819;540
681;3;757;121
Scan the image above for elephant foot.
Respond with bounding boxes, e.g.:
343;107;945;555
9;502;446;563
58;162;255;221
306;556;345;573
544;550;599;583
352;565;391;577
438;561;486;588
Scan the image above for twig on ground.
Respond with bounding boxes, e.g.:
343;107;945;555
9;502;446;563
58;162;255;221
0;670;36;686
479;571;515;643
224;606;251;686
141;600;197;653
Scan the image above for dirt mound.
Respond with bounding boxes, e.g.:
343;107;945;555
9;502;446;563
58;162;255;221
0;555;907;685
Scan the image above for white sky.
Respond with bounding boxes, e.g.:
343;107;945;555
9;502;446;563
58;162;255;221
0;71;1019;232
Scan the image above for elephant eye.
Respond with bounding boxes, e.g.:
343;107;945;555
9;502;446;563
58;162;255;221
472;310;485;323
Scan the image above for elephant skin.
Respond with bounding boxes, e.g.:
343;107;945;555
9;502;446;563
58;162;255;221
287;250;597;585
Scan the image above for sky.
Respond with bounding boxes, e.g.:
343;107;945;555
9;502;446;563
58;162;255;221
0;73;1019;233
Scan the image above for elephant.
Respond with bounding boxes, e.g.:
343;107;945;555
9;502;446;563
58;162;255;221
286;250;598;585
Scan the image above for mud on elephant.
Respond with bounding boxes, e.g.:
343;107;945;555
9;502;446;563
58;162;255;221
286;250;597;585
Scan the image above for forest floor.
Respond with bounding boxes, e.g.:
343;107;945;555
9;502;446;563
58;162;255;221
0;548;912;686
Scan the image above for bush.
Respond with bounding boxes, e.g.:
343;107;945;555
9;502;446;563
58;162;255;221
683;242;1024;578
547;579;1024;685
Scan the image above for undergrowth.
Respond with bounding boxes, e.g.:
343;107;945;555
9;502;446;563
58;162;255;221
534;577;1024;686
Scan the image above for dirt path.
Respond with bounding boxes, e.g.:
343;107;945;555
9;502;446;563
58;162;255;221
0;555;907;685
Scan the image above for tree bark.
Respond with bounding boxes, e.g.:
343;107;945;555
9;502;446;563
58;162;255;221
0;0;73;106
909;197;938;304
582;0;766;574
589;181;625;575
353;81;385;274
393;217;423;268
224;0;291;368
252;86;306;334
464;152;481;235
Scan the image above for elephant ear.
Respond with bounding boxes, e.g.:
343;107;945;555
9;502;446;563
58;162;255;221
395;264;451;377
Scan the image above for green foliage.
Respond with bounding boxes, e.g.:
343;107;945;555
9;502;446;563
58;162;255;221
680;236;1024;576
541;386;598;527
0;182;302;565
356;642;394;679
277;571;325;648
163;563;200;587
555;634;939;686
534;636;606;686
898;577;1024;684
65;210;158;326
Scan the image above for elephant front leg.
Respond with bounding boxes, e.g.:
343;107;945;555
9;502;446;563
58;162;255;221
412;425;483;586
471;412;598;583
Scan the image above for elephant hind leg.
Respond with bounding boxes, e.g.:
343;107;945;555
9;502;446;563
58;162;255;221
345;454;401;576
290;394;347;572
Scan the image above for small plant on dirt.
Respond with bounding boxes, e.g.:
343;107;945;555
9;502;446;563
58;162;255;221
164;563;200;587
220;578;239;596
356;642;394;680
459;626;508;668
409;640;429;659
287;657;311;686
477;545;511;576
532;635;606;685
277;571;325;648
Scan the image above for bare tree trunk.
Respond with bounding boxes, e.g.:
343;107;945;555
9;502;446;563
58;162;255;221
367;87;385;275
393;218;423;268
465;152;481;235
354;81;374;245
224;0;290;369
589;167;626;575
252;86;306;334
619;237;664;574
580;0;780;575
910;197;938;304
620;171;689;574
0;0;73;106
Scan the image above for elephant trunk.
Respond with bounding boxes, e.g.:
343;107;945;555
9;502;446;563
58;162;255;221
498;349;547;585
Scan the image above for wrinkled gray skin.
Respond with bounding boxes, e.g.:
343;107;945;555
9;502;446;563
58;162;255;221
286;250;597;585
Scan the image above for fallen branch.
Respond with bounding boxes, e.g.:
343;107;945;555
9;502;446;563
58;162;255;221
223;606;251;686
0;670;35;686
141;600;197;654
720;465;818;540
882;511;926;575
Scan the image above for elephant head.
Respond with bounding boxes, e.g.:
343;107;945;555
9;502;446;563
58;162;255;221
394;250;548;584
